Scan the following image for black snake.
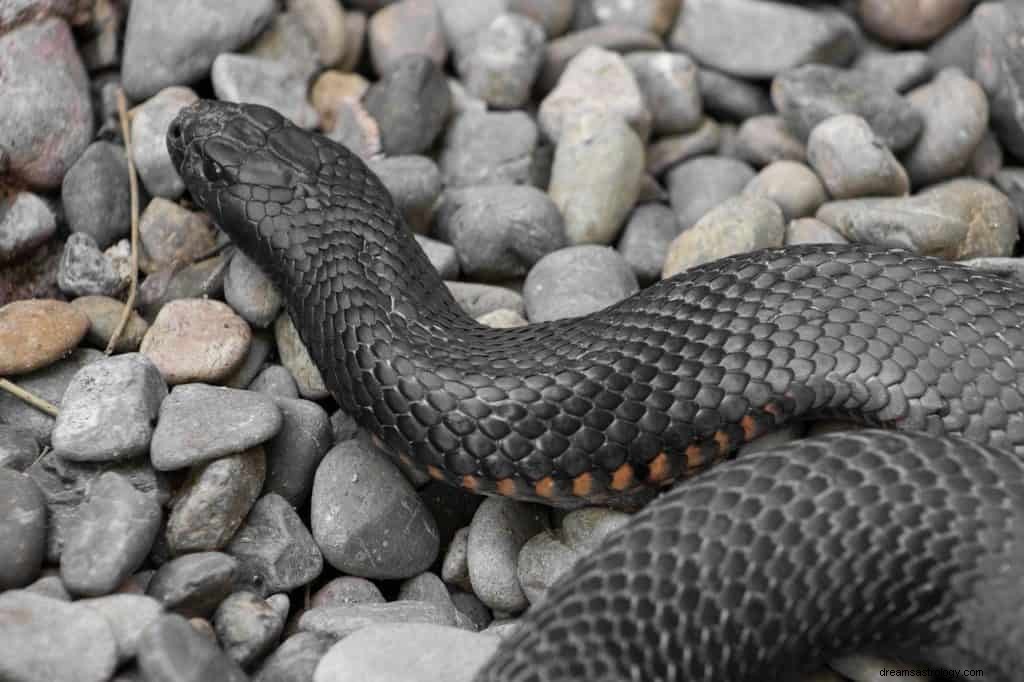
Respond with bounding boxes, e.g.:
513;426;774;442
167;101;1024;681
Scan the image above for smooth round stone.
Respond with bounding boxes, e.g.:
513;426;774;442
249;364;300;398
451;590;492;631
166;447;266;554
130;86;198;199
467;498;549;613
0;591;118;682
312;440;439;579
969;129;1003;180
457;13;545;109
446;282;525;318
617;203;681;284
663;196;785;278
364;54;451;155
807;114;909;199
150;383;281;470
70;295;150;352
368;0;447;76
994;169;1024;223
137;613;248;682
904;67;990;188
414;235;460;279
0;18;92;190
645;118;720;177
225;332;272;390
667;156;756;230
560;507;632;555
398;573;457;618
262;397;333;506
312;624;500;682
786;218;849;246
733;115;807;167
253;632;334;682
477;308;528;328
61;141;130;249
147;552;239;617
860;0;971;46
742;160;827;221
578;0;680;35
299;601;458;640
0;470;46;589
697;67;773;121
0;299;88;375
211;54;318;129
121;0;276;100
524;245;639;322
51;353;167;463
226;493;323;595
440;111;539;188
551;114;644;245
224;251;283;329
441;526;472;591
516;530;579;605
0;191;56;264
854;49;933;93
537;25;663;94
539;46;650;142
213;591;286;667
312;577;386;608
79;594;164;664
0;426;39;472
367;155;442;233
60;472;162;597
57;231;128;298
973;3;1024;160
139;254;231;319
246;10;320;82
274;312;330;400
287;0;347;66
817;178;1018;260
436;185;565;281
141;299;252;386
139;197;219;269
625;51;701;136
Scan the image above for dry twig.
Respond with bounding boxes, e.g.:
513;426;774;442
106;87;141;354
0;377;59;417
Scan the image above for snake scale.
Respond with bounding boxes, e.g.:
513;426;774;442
168;101;1024;681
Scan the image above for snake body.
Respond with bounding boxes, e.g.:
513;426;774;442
168;101;1024;680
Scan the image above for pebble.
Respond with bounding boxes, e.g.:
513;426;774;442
147;552;239;617
211;54;318;130
806;114;910;199
226;332;273;390
0;426;39;472
312;624;500;682
786;218;849;246
415;235;461;279
0;298;89;375
70;295;150;352
560;507;632;555
24;574;71;601
311;440;439;579
364;55;451;155
467;497;549;612
903;68;990;187
771;64;923;152
524;246;639;322
435;0;505;57
213;591;286;667
516;530;579;605
854;49;933;93
262;397;333;507
645;118;721;176
79;594;164;664
254;632;334;682
508;0;574;37
121;0;276;100
166;447;266;554
139;197;219;269
51;353;166;462
139;255;231;319
0;18;93;190
436;185;565;280
299;601;458;640
969;129;1003;180
0;191;56;264
57;231;128;298
60;141;130;249
60;472;162;597
733;115;808;166
136;613;248;682
663;196;785;278
441;526;472;590
0;591;118;682
451;590;492;631
227;493;323;595
477;308;528;328
817;178;1018;260
274;313;330;399
0;470;46;589
457;13;546;109
367;155;442;233
313;577;386;608
697;67;773;121
368;0;447;76
440;111;539;188
446;282;525;319
538;25;662;94
859;0;971;46
224;251;284;329
742;160;827;221
667;156;756;230
578;0;681;36
539;46;651;142
246;11;320;83
141;299;252;386
250;364;301;398
669;0;858;80
0;348;101;443
994;169;1024;222
974;3;1024;160
617;203;681;284
625;51;702;136
130;87;199;199
288;0;348;67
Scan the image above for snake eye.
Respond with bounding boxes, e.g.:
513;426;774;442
203;157;228;182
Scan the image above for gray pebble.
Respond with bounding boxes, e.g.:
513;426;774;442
576;0;681;36
213;591;286;667
0;190;56;264
617;203;681;284
150;383;283;471
299;601;458;640
51;353;167;463
147;551;239;618
436;185;565;280
225;251;283;328
516;530;579;605
445;281;525;319
312;577;386;608
24;574;71;601
367;155;442;233
368;0;448;77
262;397;333;507
561;507;632;555
0;591;118;682
253;632;334;682
78;593;164;664
364;55;451;155
442;526;472;591
246;11;320;83
226;493;324;595
508;0;574;37
60;472;162;597
854;49;933;93
467;497;549;612
225;332;273;390
625;51;702;136
0;425;39;472
70;295;151;354
697;67;773;121
994;169;1024;223
440;111;540;188
477;308;529;328
136;613;248;682
165;447;266;554
435;0;505;56
457;13;545;109
311;440;439;579
806;114;909;199
537;25;663;95
249;364;300;398
969;129;1003;180
785;218;849;246
733;115;807;167
211;53;318;130
524;245;639;322
399;572;459;621
742;160;827;221
451;590;492;631
645;118;721;177
275;313;330;400
138;255;230;319
973;3;1024;159
667;156;756;230
130;87;198;199
139;197;219;269
58;231;127;298
0;469;46;589
414;234;461;279
60;141;130;249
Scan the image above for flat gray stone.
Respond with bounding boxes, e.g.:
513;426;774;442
312;576;386;608
524;246;639;322
806;114;909;199
467;497;549;612
414;234;461;280
516;530;579;605
733;114;807;167
275;313;330;400
147;552;239;618
249;364;300;398
697;67;772;121
57;231;127;298
299;601;458;640
136;613;248;682
262;397;333;507
974;2;1024;159
0;469;46;589
667;156;756;231
855;49;933;93
785;217;848;246
367;155;442;233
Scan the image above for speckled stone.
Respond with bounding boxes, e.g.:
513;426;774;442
274;313;329;400
516;530;578;605
467;497;549;612
524;246;639;323
141;299;252;385
440;111;539;188
130;87;199;199
138;197;219;270
0;299;88;375
456;13;546;109
211;53;318;130
0;470;46;589
742;160;827;221
57;232;128;298
806;114;909;199
312;577;386;608
213;590;286;667
61;141;131;249
299;601;458;639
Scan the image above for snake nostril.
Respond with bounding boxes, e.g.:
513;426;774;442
168;120;182;143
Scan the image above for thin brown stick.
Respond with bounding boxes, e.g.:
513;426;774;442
0;378;58;417
106;87;141;354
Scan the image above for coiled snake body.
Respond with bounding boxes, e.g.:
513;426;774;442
169;101;1024;680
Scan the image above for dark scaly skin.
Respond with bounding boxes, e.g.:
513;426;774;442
168;101;1024;678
